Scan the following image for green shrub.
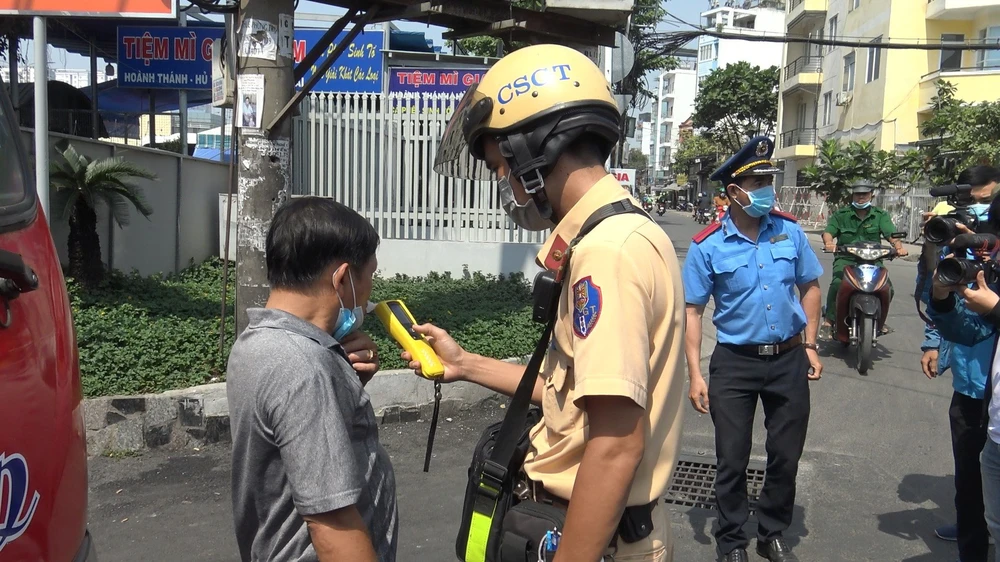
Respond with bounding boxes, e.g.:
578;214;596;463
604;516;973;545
70;260;539;397
69;258;236;397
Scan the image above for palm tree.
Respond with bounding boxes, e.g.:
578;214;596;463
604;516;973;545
49;140;156;287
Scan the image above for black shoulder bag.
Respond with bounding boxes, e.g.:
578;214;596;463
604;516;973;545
455;200;650;562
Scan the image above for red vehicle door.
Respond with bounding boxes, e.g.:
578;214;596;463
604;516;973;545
0;80;94;560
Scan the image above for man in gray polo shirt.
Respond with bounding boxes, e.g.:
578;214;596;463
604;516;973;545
227;197;397;562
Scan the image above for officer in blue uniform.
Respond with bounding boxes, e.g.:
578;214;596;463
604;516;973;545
681;136;824;562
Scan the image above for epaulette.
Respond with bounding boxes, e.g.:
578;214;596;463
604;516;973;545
692;223;722;244
770;209;798;222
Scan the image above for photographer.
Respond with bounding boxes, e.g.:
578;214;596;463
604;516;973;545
922;168;1000;561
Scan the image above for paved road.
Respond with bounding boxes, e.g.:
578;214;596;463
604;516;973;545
88;210;969;561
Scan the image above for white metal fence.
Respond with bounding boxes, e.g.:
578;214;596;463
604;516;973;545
778;185;935;242
291;92;545;245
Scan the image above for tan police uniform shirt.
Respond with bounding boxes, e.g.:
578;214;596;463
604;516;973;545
522;174;686;510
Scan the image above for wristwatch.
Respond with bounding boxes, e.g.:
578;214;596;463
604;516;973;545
803;342;818;350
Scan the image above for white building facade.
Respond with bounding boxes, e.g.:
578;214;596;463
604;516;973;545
696;0;787;89
652;61;697;179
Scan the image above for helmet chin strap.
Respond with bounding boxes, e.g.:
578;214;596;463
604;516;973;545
499;124;559;221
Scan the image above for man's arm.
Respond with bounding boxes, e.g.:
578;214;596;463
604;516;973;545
798;280;822;344
407;325;545;405
304;507;378;562
685;304;710;414
553;396;645;562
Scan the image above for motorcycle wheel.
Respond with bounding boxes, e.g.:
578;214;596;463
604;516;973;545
857;316;875;375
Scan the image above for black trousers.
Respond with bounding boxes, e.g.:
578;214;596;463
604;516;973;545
950;391;990;562
708;343;811;556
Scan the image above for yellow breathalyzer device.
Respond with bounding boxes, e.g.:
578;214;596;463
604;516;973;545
374;300;445;379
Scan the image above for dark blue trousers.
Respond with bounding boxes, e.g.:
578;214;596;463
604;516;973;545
708;343;811;556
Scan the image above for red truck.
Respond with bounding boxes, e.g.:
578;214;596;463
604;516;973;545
0;79;96;560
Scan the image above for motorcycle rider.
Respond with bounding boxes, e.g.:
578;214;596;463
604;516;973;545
820;184;907;340
695;191;712;219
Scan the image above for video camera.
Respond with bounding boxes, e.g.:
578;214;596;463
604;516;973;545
934;233;1000;285
924;184;981;244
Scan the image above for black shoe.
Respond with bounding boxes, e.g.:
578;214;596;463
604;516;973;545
756;538;799;561
724;548;748;562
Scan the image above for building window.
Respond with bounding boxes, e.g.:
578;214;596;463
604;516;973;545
828;16;838;54
866;37;882;82
822;92;832;126
940;34;965;71
700;44;714;61
843;51;856;91
977;27;1000;70
849;0;860;11
664;123;672;142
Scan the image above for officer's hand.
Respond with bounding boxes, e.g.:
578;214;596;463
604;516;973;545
688;375;709;414
920;349;939;379
920;212;934;228
402;323;467;383
805;348;823;380
342;331;379;386
823;243;836;253
957;270;1000;315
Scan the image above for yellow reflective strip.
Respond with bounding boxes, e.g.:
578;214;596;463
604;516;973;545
731;159;774;177
464;484;500;562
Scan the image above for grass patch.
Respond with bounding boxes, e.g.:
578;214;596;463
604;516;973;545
71;259;539;397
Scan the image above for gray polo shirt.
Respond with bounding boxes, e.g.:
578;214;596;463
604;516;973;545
227;308;397;562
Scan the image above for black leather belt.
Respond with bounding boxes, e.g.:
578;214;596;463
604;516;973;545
724;335;802;356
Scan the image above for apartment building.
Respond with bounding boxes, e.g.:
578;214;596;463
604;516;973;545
775;0;1000;185
697;0;787;89
652;59;698;178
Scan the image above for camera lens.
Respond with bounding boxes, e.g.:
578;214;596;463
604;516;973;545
925;216;957;244
936;258;980;286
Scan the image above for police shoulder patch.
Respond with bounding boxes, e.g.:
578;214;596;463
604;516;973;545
769;209;798;222
572;276;602;339
692;222;722;244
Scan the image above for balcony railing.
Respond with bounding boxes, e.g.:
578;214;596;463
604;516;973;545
780;128;818;147
783;56;823;81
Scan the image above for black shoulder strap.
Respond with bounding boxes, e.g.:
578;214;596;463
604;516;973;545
482;200;650;481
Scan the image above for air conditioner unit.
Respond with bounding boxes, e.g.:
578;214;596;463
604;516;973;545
836;91;853;106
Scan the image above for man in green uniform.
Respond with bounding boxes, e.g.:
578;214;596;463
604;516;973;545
821;184;907;337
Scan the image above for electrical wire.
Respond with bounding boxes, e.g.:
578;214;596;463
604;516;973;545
655;26;1000;51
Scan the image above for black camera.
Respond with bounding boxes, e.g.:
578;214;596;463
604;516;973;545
924;184;980;244
934;233;1000;285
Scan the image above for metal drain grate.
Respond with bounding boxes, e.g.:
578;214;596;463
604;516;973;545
663;454;766;512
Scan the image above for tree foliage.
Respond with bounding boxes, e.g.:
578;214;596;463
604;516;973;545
691;62;779;154
627;148;648;171
672;132;722;181
919;80;1000;186
50;140;156;287
800;139;923;208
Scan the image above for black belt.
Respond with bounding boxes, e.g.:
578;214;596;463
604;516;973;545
723;335;802;357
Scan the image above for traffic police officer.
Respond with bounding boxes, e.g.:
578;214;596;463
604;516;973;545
682;136;824;562
405;44;687;561
821;183;907;337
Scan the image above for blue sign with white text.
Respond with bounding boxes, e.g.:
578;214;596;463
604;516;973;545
117;26;223;90
293;29;384;93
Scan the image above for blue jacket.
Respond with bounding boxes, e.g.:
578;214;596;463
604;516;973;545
919;249;994;399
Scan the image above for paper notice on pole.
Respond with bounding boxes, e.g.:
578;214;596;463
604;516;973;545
278;14;294;59
239;18;278;61
237;74;264;130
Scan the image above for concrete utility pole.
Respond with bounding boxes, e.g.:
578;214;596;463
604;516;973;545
235;0;295;334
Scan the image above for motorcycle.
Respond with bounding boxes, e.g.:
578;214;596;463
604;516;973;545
656;203;666;216
695;208;713;225
824;236;905;375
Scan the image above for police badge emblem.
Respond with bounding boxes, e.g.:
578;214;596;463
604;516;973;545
572;276;602;339
756;140;768;157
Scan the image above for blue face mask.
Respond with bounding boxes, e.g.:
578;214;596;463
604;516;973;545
333;270;367;341
737;184;776;218
852;201;872;209
970;203;990;218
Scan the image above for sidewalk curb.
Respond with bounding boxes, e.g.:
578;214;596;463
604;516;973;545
82;357;530;457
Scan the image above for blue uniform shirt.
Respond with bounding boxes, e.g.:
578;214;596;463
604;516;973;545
682;211;824;345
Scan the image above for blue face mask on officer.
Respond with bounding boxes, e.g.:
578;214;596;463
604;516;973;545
734;183;776;218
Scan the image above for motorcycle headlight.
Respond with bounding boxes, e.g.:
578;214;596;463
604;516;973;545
847;247;890;261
